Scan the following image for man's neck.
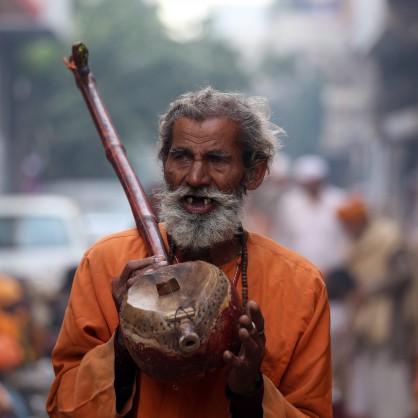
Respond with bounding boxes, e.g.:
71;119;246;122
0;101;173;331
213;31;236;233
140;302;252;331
174;235;243;267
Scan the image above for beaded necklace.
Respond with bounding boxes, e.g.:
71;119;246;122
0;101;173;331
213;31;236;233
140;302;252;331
167;225;248;308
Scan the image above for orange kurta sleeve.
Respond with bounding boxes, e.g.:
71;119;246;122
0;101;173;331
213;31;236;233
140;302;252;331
47;231;146;417
260;285;332;417
246;233;332;418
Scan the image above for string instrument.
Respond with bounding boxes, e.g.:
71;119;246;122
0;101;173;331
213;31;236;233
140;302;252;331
65;42;243;382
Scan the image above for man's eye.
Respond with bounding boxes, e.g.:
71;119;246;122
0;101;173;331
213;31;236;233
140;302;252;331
209;155;228;165
172;153;190;162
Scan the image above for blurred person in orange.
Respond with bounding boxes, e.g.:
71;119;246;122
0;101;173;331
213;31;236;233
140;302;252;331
405;169;418;252
0;273;31;418
0;274;26;371
337;196;417;418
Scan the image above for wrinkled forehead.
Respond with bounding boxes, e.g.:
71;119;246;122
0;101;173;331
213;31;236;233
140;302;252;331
170;117;242;149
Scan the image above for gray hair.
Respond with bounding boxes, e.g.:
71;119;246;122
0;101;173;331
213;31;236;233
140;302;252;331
156;87;284;173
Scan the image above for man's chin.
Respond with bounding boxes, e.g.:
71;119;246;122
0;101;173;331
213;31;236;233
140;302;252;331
168;228;225;253
166;215;239;253
160;186;245;251
175;242;212;255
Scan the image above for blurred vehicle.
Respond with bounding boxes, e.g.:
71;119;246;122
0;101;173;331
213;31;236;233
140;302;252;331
43;179;136;245
0;194;88;297
82;211;134;244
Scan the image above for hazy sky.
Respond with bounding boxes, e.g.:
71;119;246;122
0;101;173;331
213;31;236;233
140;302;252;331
151;0;274;39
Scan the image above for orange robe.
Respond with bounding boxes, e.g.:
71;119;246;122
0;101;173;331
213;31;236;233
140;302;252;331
47;227;332;417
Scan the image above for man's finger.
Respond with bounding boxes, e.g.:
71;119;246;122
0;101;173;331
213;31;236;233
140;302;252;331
120;256;167;282
246;300;265;339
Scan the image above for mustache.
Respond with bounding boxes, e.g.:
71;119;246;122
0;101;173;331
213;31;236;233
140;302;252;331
155;184;244;212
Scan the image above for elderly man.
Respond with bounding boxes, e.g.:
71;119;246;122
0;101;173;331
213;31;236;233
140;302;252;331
47;87;332;418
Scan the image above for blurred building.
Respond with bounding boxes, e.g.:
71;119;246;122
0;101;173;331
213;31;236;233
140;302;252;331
211;0;364;184
0;0;72;193
365;0;418;220
210;0;417;220
237;0;375;190
323;0;418;219
264;0;417;220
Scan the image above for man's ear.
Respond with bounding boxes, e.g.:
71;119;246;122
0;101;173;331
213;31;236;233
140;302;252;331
246;160;268;191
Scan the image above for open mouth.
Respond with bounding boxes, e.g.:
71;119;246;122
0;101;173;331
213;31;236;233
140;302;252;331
182;195;215;213
185;196;213;205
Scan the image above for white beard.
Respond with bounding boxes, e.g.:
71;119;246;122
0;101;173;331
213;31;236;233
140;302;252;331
158;185;245;252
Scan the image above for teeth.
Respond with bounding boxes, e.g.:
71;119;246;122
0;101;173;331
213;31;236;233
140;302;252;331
185;196;212;205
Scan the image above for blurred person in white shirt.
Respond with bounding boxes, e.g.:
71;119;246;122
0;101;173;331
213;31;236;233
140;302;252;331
275;154;348;276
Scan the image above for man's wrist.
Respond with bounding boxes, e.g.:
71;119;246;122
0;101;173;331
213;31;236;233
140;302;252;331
114;326;136;412
226;372;263;398
115;326;127;351
226;373;264;418
114;326;136;370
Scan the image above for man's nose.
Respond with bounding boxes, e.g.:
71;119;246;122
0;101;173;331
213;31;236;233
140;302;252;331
186;160;211;187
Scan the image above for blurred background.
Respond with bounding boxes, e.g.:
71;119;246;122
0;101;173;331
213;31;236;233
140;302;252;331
0;0;417;417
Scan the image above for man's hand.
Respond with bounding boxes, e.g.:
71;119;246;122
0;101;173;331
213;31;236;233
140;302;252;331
223;300;266;395
112;255;168;413
112;256;168;313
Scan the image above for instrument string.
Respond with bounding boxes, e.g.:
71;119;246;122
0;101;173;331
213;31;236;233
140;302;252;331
174;306;196;326
167;225;248;308
238;225;248;309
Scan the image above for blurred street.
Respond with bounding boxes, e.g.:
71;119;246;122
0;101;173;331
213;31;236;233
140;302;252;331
1;0;418;417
